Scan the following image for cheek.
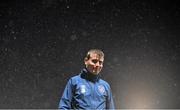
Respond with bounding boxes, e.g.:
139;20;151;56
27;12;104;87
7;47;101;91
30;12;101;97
97;66;103;71
87;64;94;69
88;62;95;67
98;65;101;68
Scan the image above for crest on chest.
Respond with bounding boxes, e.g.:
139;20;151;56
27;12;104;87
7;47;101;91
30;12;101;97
80;85;86;94
98;85;105;94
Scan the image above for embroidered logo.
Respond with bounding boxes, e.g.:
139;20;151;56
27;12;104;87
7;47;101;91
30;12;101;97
80;85;86;94
98;85;105;94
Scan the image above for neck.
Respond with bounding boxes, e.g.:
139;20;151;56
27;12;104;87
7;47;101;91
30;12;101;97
81;68;100;82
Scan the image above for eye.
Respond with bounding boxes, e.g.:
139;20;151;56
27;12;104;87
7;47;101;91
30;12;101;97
99;61;103;65
92;60;98;63
92;60;103;65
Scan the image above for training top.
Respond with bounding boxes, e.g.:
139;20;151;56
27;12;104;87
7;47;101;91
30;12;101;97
59;68;115;109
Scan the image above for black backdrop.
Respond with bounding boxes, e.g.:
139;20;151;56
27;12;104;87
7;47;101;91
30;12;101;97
0;0;180;108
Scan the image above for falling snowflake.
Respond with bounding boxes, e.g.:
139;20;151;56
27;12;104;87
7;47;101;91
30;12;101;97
82;31;88;36
13;36;16;40
37;53;41;56
112;57;119;63
70;34;77;41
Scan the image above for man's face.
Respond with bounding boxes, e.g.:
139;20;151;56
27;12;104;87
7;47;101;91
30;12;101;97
84;53;104;75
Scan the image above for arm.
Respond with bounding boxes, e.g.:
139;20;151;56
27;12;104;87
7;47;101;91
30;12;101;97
106;86;115;109
58;79;73;109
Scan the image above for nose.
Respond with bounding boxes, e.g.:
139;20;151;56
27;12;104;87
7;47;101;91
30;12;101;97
95;62;100;67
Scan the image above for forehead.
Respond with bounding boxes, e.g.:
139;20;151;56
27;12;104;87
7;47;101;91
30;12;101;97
89;53;104;61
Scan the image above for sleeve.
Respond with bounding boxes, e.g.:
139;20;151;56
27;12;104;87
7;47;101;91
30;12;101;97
58;78;74;109
106;85;115;109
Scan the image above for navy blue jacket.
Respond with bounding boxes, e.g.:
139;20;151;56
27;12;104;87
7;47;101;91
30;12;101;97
59;68;115;109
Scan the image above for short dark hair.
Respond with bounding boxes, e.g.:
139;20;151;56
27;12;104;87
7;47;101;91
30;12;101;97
85;49;104;60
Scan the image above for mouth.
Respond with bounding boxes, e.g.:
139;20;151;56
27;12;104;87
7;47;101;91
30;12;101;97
93;68;101;73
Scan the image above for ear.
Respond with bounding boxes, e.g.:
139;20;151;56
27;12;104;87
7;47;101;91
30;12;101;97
84;57;88;64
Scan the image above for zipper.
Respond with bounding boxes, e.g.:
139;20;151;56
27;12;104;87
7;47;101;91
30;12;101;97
88;81;95;109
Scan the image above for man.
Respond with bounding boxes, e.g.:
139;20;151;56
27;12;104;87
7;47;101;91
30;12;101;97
59;49;115;109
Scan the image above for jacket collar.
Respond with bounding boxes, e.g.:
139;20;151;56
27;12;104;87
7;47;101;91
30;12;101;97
80;68;100;83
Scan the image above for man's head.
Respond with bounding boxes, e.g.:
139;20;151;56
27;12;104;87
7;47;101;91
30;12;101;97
84;49;104;75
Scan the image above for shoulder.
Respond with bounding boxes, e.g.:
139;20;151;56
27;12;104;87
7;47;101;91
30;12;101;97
99;79;111;88
70;74;81;80
68;74;82;84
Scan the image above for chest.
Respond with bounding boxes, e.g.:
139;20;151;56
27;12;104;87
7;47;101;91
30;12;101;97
74;81;107;99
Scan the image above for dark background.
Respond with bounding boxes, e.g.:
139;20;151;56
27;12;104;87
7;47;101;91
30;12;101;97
0;0;180;109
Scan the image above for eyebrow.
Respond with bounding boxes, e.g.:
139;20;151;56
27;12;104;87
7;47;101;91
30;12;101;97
92;59;104;63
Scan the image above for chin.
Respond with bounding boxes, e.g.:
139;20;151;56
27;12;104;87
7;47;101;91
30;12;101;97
92;72;100;75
